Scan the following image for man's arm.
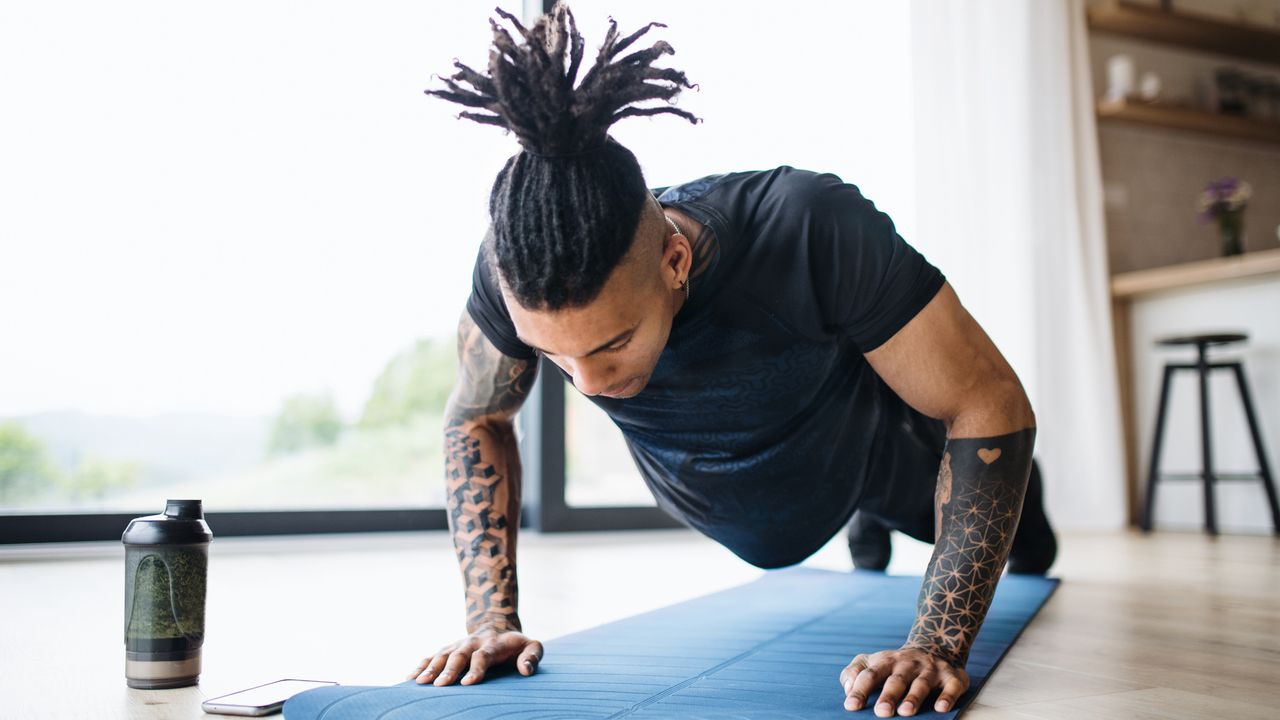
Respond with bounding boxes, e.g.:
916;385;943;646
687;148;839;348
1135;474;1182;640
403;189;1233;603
409;308;540;687
446;308;537;634
839;281;1036;717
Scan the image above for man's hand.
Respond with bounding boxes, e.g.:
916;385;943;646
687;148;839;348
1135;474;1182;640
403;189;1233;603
408;626;545;686
838;646;969;716
422;308;539;689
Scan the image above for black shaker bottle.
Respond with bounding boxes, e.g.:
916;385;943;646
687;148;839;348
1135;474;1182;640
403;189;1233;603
122;499;212;689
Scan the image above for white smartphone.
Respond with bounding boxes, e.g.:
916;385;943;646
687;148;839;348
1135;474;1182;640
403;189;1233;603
201;679;339;716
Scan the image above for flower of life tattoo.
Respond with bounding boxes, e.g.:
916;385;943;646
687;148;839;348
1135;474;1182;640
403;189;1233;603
907;427;1036;667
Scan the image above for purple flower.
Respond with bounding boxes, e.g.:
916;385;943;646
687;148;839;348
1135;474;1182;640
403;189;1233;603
1196;177;1250;221
1203;177;1237;198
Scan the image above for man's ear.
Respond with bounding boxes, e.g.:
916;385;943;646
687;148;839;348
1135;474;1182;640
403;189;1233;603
661;219;693;290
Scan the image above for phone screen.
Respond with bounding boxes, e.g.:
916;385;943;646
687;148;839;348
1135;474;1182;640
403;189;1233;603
205;679;337;709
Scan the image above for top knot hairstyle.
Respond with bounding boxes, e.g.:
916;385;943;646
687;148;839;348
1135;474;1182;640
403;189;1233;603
424;1;701;311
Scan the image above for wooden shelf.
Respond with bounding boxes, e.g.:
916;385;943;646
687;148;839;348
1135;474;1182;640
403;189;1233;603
1087;0;1280;65
1097;98;1280;144
1111;247;1280;298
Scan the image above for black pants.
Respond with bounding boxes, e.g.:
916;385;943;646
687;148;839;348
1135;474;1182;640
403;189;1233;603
850;457;1052;549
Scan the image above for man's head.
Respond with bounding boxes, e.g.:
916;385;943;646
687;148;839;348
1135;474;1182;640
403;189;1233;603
425;1;701;398
501;194;692;398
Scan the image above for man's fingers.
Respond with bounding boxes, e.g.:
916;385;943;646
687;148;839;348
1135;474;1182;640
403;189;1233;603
460;648;493;685
844;662;885;712
933;674;969;713
433;650;471;686
516;641;544;676
874;670;913;718
837;648;968;714
897;676;936;717
409;650;447;677
414;634;546;686
415;653;449;684
839;654;873;693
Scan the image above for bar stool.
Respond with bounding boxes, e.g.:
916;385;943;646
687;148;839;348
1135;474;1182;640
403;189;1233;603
1140;332;1280;535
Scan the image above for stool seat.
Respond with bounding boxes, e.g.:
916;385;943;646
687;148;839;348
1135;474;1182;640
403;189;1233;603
1156;332;1248;348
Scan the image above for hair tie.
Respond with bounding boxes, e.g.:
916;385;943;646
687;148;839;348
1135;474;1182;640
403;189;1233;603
521;141;611;160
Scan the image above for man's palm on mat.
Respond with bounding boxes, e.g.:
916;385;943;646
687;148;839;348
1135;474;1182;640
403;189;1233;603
409;626;544;687
408;630;968;716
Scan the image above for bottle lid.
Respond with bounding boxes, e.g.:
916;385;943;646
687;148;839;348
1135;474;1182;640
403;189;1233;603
121;499;213;546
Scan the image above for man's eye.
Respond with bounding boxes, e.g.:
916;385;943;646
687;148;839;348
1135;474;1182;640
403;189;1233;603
605;340;631;353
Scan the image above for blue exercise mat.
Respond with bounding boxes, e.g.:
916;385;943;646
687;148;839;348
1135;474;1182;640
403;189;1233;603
284;566;1058;719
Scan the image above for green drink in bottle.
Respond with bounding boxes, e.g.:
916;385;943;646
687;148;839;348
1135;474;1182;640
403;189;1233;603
122;499;212;689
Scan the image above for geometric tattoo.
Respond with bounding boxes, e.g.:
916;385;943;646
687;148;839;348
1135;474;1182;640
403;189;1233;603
905;427;1036;667
443;310;537;634
445;428;519;632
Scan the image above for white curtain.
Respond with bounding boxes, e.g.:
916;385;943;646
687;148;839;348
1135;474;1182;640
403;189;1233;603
909;0;1126;529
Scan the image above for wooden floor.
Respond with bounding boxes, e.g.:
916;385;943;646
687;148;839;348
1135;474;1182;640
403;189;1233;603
1;527;1277;718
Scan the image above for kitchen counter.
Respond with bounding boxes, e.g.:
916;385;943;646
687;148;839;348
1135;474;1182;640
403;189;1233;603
1112;248;1280;298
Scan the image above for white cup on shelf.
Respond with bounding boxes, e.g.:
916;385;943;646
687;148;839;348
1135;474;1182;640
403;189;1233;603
1107;54;1135;102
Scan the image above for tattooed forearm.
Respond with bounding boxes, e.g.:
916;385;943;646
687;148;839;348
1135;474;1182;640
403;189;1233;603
446;423;522;632
443;310;538;634
905;427;1036;667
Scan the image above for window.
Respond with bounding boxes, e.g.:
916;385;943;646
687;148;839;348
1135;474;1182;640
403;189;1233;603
0;2;522;515
0;0;916;538
565;388;657;507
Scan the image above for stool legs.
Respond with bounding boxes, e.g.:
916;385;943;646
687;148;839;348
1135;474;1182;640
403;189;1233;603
1228;362;1280;535
1144;350;1276;534
1196;344;1218;535
1141;364;1176;533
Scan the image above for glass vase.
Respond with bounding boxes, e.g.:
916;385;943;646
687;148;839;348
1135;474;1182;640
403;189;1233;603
1218;211;1245;257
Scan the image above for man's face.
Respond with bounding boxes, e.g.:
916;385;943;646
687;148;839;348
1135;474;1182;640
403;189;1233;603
502;197;689;399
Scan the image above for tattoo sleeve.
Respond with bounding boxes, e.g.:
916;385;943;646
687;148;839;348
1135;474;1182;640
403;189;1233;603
905;426;1036;667
444;309;537;634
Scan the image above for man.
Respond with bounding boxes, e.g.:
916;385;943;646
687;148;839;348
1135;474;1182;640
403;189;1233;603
409;4;1056;717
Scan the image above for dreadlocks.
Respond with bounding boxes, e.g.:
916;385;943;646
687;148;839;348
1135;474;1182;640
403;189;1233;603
424;1;701;311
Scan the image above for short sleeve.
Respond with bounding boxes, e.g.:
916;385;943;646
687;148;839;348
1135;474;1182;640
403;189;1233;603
802;171;946;351
465;234;537;361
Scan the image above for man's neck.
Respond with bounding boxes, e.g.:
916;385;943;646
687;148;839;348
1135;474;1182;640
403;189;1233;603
662;205;716;282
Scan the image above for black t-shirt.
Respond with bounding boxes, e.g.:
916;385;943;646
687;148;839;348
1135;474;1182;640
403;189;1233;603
467;165;949;568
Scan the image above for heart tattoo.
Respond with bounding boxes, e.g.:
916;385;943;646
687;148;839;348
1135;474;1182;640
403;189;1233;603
977;448;1002;465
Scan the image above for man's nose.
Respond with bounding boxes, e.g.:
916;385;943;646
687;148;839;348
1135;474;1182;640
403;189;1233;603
570;360;613;396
